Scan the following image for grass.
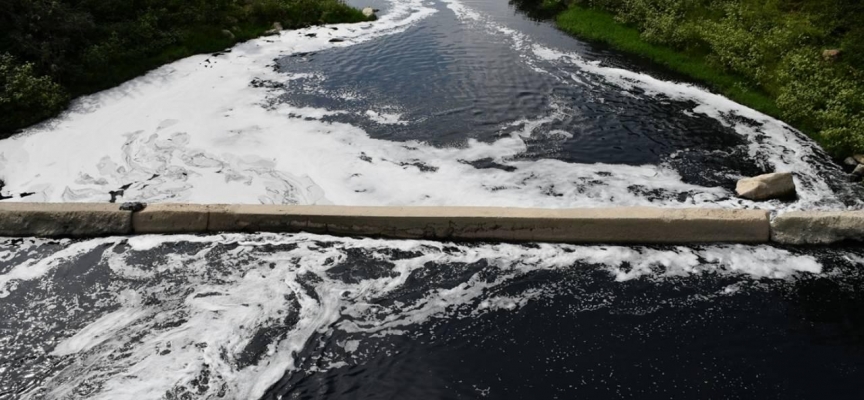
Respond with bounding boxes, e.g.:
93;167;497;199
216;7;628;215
556;6;781;118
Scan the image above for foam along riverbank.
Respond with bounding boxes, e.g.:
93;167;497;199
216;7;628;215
0;0;859;213
0;202;786;243
553;6;778;119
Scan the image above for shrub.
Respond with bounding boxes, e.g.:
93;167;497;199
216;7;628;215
0;53;69;132
550;0;864;156
776;49;864;154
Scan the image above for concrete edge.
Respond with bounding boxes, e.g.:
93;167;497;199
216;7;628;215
771;210;864;245
0;203;132;237
4;202;862;244
205;205;771;244
0;203;778;244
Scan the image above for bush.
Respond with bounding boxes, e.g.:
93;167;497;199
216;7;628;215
543;0;864;156
776;49;864;154
0;53;68;132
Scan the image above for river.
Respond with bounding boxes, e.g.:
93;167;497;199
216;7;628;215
0;0;863;399
0;0;861;209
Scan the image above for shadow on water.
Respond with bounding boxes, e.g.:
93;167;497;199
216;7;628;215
507;0;567;21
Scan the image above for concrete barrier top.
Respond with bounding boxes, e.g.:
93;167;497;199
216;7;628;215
207;204;763;219
0;202;131;237
206;205;770;244
0;202;778;244
771;210;864;245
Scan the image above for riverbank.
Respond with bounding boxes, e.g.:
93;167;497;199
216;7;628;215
0;0;371;138
522;0;864;159
555;7;778;120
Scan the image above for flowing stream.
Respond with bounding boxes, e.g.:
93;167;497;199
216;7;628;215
0;0;861;209
1;0;863;399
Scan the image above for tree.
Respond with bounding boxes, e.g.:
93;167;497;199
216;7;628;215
0;53;68;132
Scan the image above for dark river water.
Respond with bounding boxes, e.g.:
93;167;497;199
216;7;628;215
286;0;749;165
2;0;864;399
0;0;861;208
1;235;863;399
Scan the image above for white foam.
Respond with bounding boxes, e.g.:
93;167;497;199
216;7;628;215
0;0;436;205
0;2;849;395
0;0;854;210
0;237;114;298
365;110;408;125
477;290;540;311
443;0;858;211
2;233;823;399
700;245;821;278
51;305;148;356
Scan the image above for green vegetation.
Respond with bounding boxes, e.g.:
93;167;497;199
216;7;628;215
0;0;370;136
1;54;69;131
557;7;778;117
514;0;864;157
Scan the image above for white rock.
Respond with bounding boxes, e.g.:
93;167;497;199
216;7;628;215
362;7;375;17
735;172;796;201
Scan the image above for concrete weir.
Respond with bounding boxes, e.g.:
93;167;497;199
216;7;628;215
771;211;864;245
0;203;776;244
208;205;770;243
0;202;131;237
